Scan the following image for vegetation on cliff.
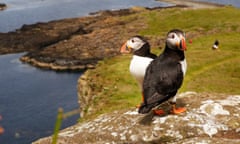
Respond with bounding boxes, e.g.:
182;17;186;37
78;6;240;121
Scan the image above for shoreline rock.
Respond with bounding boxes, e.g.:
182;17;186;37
0;8;142;71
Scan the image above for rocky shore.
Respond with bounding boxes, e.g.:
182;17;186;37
0;6;175;71
0;8;139;71
0;0;223;71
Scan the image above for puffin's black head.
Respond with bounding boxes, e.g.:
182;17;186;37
166;29;187;51
120;35;149;54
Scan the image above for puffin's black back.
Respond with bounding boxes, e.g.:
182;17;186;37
139;46;184;114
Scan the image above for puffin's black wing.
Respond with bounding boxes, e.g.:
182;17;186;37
138;56;184;114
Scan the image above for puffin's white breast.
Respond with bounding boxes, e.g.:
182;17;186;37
129;55;154;86
180;59;187;76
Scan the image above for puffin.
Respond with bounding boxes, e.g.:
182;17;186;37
138;29;187;115
120;36;157;104
212;39;219;50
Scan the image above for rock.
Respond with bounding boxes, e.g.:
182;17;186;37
77;73;96;117
33;92;240;144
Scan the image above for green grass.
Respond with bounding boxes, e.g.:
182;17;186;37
81;6;240;120
181;31;240;93
140;6;240;36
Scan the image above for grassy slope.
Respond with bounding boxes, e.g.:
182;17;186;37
82;6;240;120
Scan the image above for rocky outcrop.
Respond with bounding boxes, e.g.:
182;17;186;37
0;7;160;71
0;8;140;70
18;9;138;71
33;92;240;144
0;0;223;71
0;4;189;71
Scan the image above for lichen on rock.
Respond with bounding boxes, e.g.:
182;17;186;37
33;92;240;144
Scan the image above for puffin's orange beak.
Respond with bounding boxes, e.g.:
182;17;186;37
179;38;187;51
120;42;131;54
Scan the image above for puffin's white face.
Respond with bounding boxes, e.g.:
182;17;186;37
166;31;186;51
126;36;146;51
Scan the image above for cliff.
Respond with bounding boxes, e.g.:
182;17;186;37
33;92;240;144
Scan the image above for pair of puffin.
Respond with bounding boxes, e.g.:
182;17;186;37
120;29;187;115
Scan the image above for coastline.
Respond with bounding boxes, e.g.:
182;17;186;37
0;6;181;71
0;0;223;72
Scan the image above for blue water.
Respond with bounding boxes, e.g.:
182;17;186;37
0;53;81;144
0;0;239;32
0;0;171;32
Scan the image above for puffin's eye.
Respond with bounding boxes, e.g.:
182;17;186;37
171;34;175;39
131;39;135;43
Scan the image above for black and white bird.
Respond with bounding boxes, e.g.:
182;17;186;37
212;39;219;50
138;29;187;115
120;36;157;104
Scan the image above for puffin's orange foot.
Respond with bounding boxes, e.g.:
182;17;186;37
136;102;144;108
153;109;165;115
136;93;145;108
171;107;186;114
136;104;141;108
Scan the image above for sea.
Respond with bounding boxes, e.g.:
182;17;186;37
0;0;239;144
